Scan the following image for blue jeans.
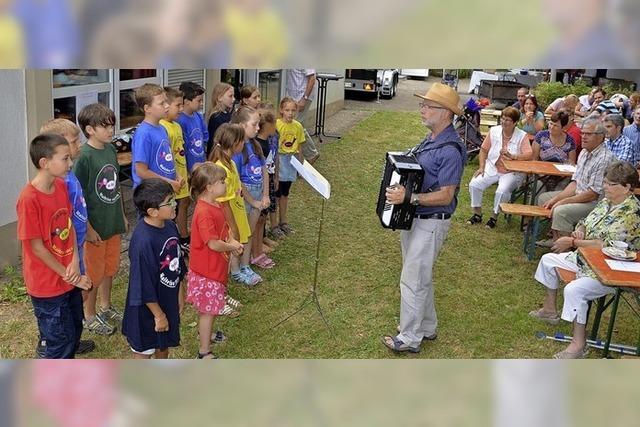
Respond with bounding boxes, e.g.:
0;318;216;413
31;288;83;358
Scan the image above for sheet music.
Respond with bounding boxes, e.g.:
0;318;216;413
605;259;640;273
554;164;576;173
290;156;331;199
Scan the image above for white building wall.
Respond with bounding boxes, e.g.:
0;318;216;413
0;70;29;227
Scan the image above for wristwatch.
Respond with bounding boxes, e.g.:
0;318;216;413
410;193;420;206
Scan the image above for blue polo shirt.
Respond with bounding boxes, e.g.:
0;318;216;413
414;124;466;216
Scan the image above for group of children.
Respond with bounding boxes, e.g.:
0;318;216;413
16;81;310;359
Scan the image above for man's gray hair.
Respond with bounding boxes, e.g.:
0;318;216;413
603;113;625;129
580;117;606;135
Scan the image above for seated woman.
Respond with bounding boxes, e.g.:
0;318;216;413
532;111;577;191
467;106;532;229
544;94;579;116
529;161;640;359
518;94;545;141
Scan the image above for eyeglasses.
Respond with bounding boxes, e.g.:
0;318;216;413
419;102;447;110
580;131;604;136
500;117;514;123
603;180;622;187
158;198;177;208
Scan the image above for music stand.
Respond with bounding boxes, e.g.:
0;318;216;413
270;157;332;331
310;73;343;142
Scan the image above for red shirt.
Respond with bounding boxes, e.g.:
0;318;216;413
16;179;75;297
566;123;582;156
189;199;230;283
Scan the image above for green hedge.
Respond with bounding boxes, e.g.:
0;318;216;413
533;80;636;109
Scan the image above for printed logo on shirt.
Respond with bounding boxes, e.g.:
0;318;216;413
94;164;121;204
173;146;187;168
280;130;297;149
155;140;176;175
74;194;88;223
186;128;205;159
158;237;181;288
49;208;73;258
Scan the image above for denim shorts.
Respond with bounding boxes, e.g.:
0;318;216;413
31;288;83;359
278;153;298;182
244;182;264;214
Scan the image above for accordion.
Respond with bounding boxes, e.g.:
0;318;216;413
376;152;425;230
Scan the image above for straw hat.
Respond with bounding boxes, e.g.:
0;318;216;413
414;83;463;116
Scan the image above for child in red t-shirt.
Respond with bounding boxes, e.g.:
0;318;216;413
16;134;92;358
186;162;243;359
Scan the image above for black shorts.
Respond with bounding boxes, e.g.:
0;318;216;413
275;181;293;198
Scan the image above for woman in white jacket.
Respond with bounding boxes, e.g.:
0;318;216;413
467;106;532;229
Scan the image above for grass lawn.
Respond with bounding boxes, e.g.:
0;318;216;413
1;110;638;359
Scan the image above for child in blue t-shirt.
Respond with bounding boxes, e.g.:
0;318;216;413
122;178;185;359
131;84;183;193
176;81;208;172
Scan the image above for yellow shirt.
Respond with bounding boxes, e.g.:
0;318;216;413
215;160;250;244
276;119;306;154
160;119;189;199
0;16;25;67
222;6;288;67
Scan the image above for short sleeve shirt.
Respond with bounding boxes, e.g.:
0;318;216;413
276;119;305;154
122;220;183;352
176;111;208;172
189;199;230;283
73;143;125;239
214;160;251;243
16;179;75;297
572;144;616;196
132;121;176;187
160;119;190;199
232;141;265;185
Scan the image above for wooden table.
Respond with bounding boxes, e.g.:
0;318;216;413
503;160;574;205
578;247;640;357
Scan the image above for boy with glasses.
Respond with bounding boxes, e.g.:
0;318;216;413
75;103;128;335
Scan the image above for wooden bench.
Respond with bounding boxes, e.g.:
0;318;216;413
555;267;576;284
500;203;551;261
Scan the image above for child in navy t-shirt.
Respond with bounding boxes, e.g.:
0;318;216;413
122;179;185;359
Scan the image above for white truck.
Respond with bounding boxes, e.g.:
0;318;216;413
344;69;399;99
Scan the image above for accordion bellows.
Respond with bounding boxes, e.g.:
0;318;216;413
376;152;424;230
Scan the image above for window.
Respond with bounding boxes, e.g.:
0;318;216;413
258;70;282;107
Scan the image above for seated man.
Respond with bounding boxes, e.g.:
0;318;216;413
604;114;639;165
536;118;615;247
512;87;529;110
622;106;640;168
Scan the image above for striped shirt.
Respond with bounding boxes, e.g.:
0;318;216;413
285;69;316;102
572;143;616;196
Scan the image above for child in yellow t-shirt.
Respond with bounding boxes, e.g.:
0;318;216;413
274;97;305;235
208;123;259;287
160;87;190;249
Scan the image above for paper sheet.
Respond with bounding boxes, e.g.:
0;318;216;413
605;259;640;273
553;164;576;173
290;156;331;199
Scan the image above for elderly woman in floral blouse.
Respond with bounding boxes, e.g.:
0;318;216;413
528;161;640;359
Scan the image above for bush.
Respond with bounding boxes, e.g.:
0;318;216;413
532;80;592;109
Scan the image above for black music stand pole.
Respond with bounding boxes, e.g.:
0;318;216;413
310;73;343;143
270;196;330;331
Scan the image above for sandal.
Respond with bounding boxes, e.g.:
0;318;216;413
230;269;260;287
197;351;218;359
528;308;560;325
268;227;286;239
467;213;483;225
83;315;116;336
241;265;263;284
396;325;437;341
553;348;588;359
279;223;295;235
225;294;243;309
220;303;240;318
211;330;227;344
485;217;497;229
251;254;276;269
381;335;421;353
